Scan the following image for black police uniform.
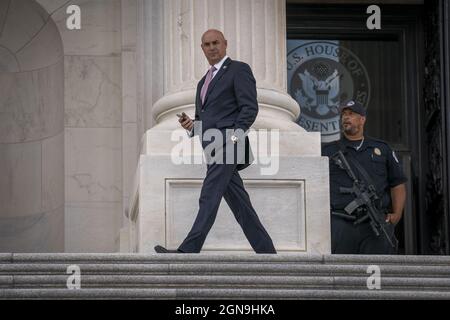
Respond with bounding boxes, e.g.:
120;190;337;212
322;136;407;254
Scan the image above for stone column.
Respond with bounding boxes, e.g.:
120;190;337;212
152;0;301;133
126;0;330;254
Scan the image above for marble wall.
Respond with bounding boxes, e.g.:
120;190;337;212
41;0;126;252
0;0;131;253
0;0;64;252
16;0;139;252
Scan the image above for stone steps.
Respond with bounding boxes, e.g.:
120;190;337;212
3;275;450;291
1;253;450;299
1;263;450;277
2;288;450;300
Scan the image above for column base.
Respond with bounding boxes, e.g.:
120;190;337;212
124;128;331;255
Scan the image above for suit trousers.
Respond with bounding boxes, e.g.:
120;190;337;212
178;162;276;253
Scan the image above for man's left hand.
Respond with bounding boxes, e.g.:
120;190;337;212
385;213;402;225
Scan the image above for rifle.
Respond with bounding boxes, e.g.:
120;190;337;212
331;150;398;249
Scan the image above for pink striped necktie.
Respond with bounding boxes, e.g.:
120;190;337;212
200;66;217;104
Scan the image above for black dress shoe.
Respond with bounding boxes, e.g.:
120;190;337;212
154;245;184;253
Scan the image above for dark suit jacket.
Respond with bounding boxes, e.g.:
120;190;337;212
191;58;258;171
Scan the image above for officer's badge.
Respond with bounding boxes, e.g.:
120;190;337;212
374;148;382;156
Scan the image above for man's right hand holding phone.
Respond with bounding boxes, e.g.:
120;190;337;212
177;112;194;131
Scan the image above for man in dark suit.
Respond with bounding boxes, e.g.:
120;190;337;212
155;29;276;254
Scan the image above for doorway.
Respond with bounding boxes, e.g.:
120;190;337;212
286;4;424;254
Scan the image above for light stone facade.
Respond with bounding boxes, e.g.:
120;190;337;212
0;0;330;253
0;0;64;252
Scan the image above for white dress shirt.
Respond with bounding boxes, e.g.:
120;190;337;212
187;55;230;137
211;55;229;79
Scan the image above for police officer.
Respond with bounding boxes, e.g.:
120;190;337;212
322;101;407;254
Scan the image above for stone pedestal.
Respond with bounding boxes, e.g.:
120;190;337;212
126;0;331;254
129;130;329;254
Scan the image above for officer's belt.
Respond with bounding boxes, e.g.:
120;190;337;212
331;209;367;221
332;207;388;224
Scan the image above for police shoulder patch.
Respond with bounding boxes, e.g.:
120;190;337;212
392;151;399;163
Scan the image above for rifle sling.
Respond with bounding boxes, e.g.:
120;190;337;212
338;139;380;198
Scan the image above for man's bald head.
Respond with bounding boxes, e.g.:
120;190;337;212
201;29;228;66
201;29;226;43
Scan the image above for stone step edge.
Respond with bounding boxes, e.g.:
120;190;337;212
1;264;449;276
2;275;450;287
2;253;450;266
1;288;449;299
